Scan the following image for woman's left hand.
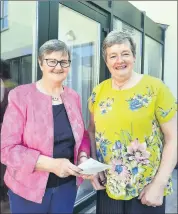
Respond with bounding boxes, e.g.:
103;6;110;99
138;181;165;207
78;156;94;180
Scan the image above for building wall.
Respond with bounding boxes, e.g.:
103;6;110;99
129;1;177;98
1;1;36;59
2;1;176;97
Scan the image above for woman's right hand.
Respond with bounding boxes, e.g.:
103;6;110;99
91;171;106;190
52;158;82;178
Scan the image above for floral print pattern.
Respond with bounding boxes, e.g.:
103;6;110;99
88;77;176;200
95;132;111;162
90;91;96;104
126;87;155;111
99;127;172;199
157;106;173;118
99;98;114;114
126;139;150;165
111;159;130;182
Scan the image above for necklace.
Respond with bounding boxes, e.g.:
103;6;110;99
37;80;63;102
52;97;59;101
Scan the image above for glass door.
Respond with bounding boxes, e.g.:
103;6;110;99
58;1;109;208
59;4;100;127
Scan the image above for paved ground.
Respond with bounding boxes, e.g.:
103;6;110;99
165;169;177;214
1;170;177;213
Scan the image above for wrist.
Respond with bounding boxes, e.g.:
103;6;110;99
152;176;168;188
79;155;88;160
78;152;88;159
36;155;56;173
78;156;88;164
78;152;88;164
49;158;58;173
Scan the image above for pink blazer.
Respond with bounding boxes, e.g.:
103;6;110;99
1;83;90;203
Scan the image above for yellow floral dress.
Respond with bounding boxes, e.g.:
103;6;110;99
88;75;177;200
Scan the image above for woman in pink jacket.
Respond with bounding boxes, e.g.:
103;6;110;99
1;39;91;214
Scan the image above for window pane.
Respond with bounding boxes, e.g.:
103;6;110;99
1;1;3;18
4;1;8;16
58;4;100;127
113;17;142;73
76;180;94;202
3;17;8;28
144;36;163;79
20;55;32;84
10;59;20;83
0;19;3;29
1;1;37;82
58;4;100;203
1;3;38;212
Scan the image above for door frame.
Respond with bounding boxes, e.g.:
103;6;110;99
37;0;110;82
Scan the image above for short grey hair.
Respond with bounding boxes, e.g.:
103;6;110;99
38;39;71;63
102;31;136;61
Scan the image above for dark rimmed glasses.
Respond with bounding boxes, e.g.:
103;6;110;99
44;59;71;68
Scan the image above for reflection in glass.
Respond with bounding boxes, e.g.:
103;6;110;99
113;17;142;73
75;180;94;203
4;1;8;16
58;4;100;203
1;1;37;87
0;2;37;211
67;43;95;126
3;17;8;29
21;55;32;84
7;55;32;85
0;0;8;30
10;59;19;84
1;19;3;29
58;4;100;127
144;36;163;79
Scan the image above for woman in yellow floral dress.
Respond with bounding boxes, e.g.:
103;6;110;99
88;31;177;214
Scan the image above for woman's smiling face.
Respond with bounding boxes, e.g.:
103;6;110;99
105;42;135;80
39;51;70;84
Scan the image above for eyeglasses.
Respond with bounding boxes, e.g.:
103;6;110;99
44;59;71;68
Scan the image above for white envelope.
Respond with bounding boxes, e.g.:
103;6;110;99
78;158;112;175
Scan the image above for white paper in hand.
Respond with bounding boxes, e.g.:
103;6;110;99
78;158;112;175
